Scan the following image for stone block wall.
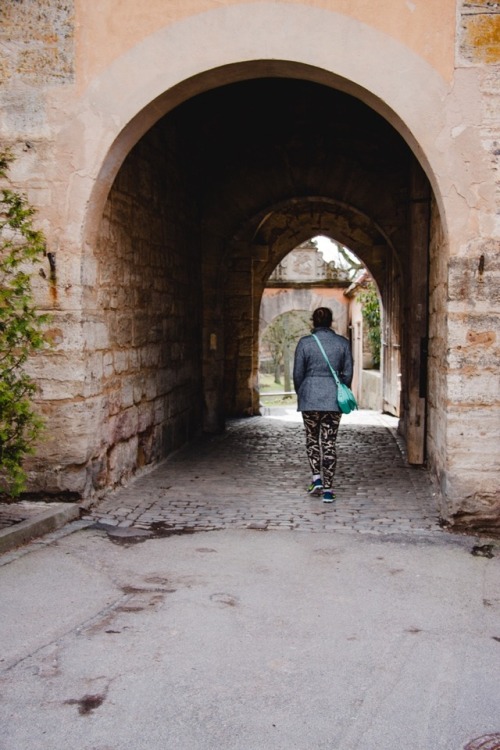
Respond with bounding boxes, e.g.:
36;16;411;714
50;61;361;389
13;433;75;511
27;118;203;497
88;121;203;493
441;0;500;527
427;195;449;513
0;1;74;90
443;241;500;524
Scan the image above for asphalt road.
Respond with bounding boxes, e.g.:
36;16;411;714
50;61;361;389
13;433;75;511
1;521;499;750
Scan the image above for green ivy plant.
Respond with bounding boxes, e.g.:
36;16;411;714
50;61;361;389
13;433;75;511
0;151;48;497
359;282;381;369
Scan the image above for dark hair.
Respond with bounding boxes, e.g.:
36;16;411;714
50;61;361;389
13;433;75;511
312;307;333;328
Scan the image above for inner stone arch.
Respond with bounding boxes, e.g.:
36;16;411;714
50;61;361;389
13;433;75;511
222;196;401;420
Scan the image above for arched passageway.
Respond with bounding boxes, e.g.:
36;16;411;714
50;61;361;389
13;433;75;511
88;73;434;496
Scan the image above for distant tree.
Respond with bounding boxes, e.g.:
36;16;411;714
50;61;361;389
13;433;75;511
262;311;310;391
337;246;363;279
0;151;48;496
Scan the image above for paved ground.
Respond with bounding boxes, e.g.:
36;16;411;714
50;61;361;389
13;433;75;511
88;410;442;539
1;410;499;750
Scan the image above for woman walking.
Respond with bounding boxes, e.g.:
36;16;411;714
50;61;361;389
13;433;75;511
293;307;354;502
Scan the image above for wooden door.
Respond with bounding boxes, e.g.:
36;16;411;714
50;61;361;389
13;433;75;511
405;163;430;465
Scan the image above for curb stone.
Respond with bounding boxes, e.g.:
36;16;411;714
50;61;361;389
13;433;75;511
0;504;81;555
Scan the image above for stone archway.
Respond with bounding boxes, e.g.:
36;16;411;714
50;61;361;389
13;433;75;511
62;8;457;485
54;4;458;239
17;2;496;527
76;75;438;488
78;76;430;492
219;187;405;427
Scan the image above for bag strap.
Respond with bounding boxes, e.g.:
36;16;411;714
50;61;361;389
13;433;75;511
311;333;341;386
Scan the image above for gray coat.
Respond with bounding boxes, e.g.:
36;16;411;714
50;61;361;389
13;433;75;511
293;327;354;412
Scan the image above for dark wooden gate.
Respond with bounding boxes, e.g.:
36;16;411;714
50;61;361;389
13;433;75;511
404;163;430;465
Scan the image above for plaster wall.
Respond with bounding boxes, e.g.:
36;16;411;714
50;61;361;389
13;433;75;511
72;0;457;86
260;288;350;338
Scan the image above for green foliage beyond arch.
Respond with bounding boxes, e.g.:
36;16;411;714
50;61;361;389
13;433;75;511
358;283;381;369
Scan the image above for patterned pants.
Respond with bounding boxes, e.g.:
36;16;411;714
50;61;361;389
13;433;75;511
302;411;342;490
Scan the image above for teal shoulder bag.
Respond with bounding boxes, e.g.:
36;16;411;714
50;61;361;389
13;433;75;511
311;334;358;414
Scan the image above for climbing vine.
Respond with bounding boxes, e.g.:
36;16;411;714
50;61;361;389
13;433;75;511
0;151;48;496
358;282;381;369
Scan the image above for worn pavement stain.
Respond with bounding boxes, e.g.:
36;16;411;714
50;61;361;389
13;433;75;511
65;693;105;715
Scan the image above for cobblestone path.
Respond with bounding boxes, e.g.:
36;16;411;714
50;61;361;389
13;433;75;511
89;410;442;536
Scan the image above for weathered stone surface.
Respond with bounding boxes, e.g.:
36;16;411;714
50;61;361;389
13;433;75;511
459;3;500;64
447;312;500;369
0;1;74;86
448;252;500;305
447;404;500;441
35;396;104;461
447;372;499;405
